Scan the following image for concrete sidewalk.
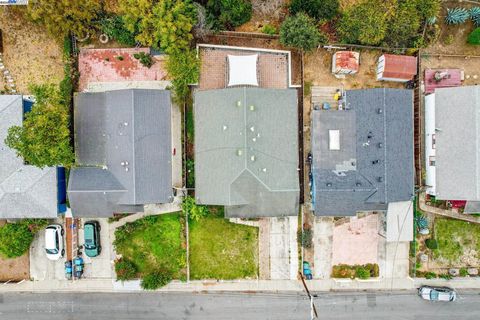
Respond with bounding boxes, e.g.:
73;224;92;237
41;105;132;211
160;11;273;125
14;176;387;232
2;277;479;293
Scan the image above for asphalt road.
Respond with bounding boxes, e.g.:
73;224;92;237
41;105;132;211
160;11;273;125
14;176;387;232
0;291;479;320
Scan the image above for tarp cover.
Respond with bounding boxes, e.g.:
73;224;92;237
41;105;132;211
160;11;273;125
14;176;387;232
227;54;258;87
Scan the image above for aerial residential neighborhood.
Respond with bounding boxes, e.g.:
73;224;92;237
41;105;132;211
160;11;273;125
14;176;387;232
0;0;479;319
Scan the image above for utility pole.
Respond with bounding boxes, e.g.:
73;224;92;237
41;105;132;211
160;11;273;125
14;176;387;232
298;271;318;319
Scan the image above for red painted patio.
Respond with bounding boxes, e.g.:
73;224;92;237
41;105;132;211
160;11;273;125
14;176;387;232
78;48;168;91
424;68;463;94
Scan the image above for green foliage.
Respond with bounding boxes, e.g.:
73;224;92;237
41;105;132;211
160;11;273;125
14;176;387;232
298;228;313;248
445;8;470;25
206;0;253;30
19;219;49;233
133;52;154;68
182;196;209;222
280;13;326;51
141;269;173;290
471;7;480;26
425;271;437;279
5;84;74;168
385;0;421;48
186;159;195;188
433;218;480;263
100;15;137;46
460;267;468;277
165;49;200;104
425;238;438;249
27;0;101;38
468;28;480;45
440;273;453;280
261;24;277;35
416;0;441;21
115;258;138;281
289;0;339;21
0;223;34;258
355;267;370;279
120;0;157;47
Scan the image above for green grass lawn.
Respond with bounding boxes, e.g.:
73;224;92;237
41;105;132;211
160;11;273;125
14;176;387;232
114;213;186;280
433;218;480;263
189;207;259;280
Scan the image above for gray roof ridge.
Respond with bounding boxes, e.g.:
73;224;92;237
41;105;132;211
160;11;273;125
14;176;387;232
23;167;55;194
249;147;299;166
243;87;248;169
243;167;299;192
228;168;248;205
20;192;52;217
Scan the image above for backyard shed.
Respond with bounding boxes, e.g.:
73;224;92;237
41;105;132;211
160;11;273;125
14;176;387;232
332;51;359;76
376;54;417;82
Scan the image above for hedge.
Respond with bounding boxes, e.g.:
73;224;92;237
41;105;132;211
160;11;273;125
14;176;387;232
331;263;379;279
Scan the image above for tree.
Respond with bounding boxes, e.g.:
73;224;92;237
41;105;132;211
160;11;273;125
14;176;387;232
468;28;480;45
100;15;137;46
120;0;157;47
385;0;421;48
289;0;339;21
280;13;326;51
337;0;393;46
0;223;34;258
27;0;101;38
165;49;200;103
416;0;441;21
5;84;74;168
206;0;252;30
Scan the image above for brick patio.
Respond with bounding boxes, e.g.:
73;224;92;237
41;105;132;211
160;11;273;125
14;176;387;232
78;48;168;91
198;47;289;90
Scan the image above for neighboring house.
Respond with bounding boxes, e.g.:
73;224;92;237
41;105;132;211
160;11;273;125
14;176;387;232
311;88;414;216
376;54;417;82
194;87;299;218
429;85;480;213
67;89;173;217
0;95;65;219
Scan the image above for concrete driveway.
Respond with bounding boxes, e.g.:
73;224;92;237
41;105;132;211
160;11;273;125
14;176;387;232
30;219;66;281
78;218;113;279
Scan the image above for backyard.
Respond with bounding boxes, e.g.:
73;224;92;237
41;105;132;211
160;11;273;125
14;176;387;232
189;207;259;280
114;213;187;281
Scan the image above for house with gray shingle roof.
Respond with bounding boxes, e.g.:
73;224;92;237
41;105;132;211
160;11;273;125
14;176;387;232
0;95;60;218
194;87;300;218
430;85;480;213
311;88;414;216
67;89;173;217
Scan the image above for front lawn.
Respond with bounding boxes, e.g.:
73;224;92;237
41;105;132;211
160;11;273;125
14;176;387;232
189;207;259;280
433;218;480;264
114;213;186;280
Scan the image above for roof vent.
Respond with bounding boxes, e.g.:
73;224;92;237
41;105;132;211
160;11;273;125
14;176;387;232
378;143;383;148
252;137;257;142
372;160;379;165
249;105;255;111
250;126;255;132
250;155;256;162
223;125;228;131
262;168;267;172
236;100;242;107
367;132;373;139
356;182;362;187
326;182;332;187
125;167;129;172
124;122;128;126
377;108;383;114
377;177;383;182
237;149;243;156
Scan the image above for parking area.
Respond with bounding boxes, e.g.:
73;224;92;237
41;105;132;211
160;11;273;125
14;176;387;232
30;218;113;281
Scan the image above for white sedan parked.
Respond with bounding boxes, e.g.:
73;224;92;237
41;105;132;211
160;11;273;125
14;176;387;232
418;286;457;302
45;224;65;261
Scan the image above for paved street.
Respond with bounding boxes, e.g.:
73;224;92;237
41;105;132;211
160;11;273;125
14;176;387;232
0;291;479;320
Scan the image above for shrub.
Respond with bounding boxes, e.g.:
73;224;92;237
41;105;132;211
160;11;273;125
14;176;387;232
182;195;209;222
471;7;480;26
19;219;49;233
115;258;138;281
425;271;437;279
133;52;154;68
355;267;370;279
289;0;339;21
280;13;326;51
206;0;252;30
440;273;453;280
0;223;34;258
445;8;470;25
165;48;200;104
186;159;195;188
468;28;480;45
100;15;137;46
332;264;356;278
298;228;313;248
364;263;380;277
141;269;173;290
261;24;277;35
460;267;468;277
385;0;422;48
425;238;438;250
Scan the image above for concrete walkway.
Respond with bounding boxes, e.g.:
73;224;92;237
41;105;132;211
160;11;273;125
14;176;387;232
313;217;333;279
419;192;480;224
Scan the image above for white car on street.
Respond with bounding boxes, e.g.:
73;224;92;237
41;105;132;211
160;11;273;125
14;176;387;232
418;286;456;302
45;224;65;261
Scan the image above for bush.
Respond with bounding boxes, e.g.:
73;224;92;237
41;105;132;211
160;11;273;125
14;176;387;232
355;267;370;279
364;263;380;277
425;271;437;279
186;159;195;188
206;0;252;30
385;0;421;48
289;0;339;21
440;273;453;280
182;196;209;222
425;238;438;250
261;24;277;35
100;15;137;46
165;48;200;104
298;228;313;248
141;269;173;290
460;268;468;277
133;52;154;68
332;264;356;278
115;258;138;281
468;28;480;45
0;223;34;258
280;13;327;51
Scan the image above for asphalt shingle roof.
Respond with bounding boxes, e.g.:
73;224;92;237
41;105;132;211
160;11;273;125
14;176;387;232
312;88;414;216
68;89;173;217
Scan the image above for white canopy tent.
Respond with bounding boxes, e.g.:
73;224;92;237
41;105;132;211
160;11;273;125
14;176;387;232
386;201;414;242
227;54;259;87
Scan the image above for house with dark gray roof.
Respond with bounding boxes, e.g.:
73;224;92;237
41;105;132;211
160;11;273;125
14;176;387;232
311;88;414;216
67;89;173;217
0;95;62;218
432;86;480;213
194;87;299;218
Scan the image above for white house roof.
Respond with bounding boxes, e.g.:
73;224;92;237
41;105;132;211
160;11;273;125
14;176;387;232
0;95;58;218
227;54;259;87
424;94;436;196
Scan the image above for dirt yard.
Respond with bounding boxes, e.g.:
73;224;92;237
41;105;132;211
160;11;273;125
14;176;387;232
236;0;288;33
0;221;29;281
0;8;64;94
